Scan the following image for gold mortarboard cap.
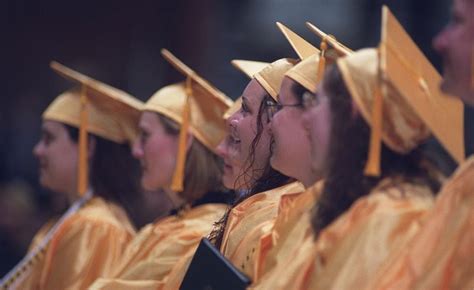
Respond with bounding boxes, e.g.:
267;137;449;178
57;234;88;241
277;22;333;87
285;54;321;92
47;61;143;196
380;6;464;164
144;49;232;191
48;62;143;144
231;58;297;100
231;60;269;79
276;22;319;59
281;23;352;93
337;6;465;176
305;22;353;56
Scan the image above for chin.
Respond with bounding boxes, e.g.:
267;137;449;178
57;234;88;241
141;178;154;191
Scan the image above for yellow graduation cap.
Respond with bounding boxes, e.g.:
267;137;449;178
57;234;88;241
231;60;269;78
305;22;354;56
143;49;232;192
276;22;333;88
46;61;143;196
380;6;464;164
276;22;319;59
337;6;465;176
285;54;321;92
231;58;297;100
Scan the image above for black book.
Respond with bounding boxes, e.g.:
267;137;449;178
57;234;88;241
180;238;252;290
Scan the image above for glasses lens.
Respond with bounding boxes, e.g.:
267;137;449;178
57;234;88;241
302;92;317;109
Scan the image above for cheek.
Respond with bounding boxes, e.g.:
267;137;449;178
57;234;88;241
252;126;272;165
237;119;256;157
286;113;307;142
145;137;172;167
47;144;77;182
315;111;332;151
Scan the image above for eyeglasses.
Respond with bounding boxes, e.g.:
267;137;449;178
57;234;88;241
265;99;303;121
302;91;320;109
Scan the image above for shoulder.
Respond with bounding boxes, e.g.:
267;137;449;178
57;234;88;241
64;197;135;234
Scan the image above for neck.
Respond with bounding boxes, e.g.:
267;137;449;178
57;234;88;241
66;184;92;204
164;188;187;209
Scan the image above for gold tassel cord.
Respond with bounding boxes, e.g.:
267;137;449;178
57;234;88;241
316;37;327;85
78;85;89;196
364;64;383;177
170;77;192;192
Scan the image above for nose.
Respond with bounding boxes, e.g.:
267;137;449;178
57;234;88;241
432;27;448;54
132;139;144;159
33;141;44;158
216;137;228;158
227;109;243;126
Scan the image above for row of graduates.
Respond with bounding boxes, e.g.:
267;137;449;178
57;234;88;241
3;5;473;290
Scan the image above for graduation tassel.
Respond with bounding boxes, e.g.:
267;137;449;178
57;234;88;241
170;77;192;192
316;37;327;85
364;49;383;177
78;85;89;196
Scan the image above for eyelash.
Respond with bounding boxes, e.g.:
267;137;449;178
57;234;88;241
42;133;53;145
140;131;149;141
240;101;250;114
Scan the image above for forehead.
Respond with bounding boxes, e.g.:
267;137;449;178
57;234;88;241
280;77;304;100
242;79;267;104
454;0;474;13
139;111;160;126
42;120;67;133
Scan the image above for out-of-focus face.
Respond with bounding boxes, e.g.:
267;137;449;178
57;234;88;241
216;133;243;190
227;79;272;187
301;81;332;180
433;0;474;105
33;120;78;195
270;77;315;187
133;111;179;191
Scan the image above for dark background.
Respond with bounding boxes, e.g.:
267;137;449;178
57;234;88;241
1;0;464;275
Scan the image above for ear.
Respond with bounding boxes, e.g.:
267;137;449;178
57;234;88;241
87;135;97;160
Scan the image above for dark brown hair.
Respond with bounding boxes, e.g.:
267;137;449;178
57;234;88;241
65;125;142;222
311;64;441;236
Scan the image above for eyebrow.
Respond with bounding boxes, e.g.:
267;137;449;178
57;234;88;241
290;82;308;101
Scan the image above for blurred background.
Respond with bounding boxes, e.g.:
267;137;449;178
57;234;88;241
1;0;466;275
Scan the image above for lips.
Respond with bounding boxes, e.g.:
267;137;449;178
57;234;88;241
223;162;233;172
38;160;47;170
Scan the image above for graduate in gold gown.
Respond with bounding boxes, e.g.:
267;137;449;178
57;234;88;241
206;53;310;280
361;1;474;288
252;6;465;290
247;23;354;287
1;62;143;290
88;49;233;290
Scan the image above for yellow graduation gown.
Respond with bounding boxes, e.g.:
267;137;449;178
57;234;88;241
88;203;227;290
220;181;305;280
249;181;322;288
364;157;474;290
252;179;435;290
154;182;306;290
14;196;136;290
